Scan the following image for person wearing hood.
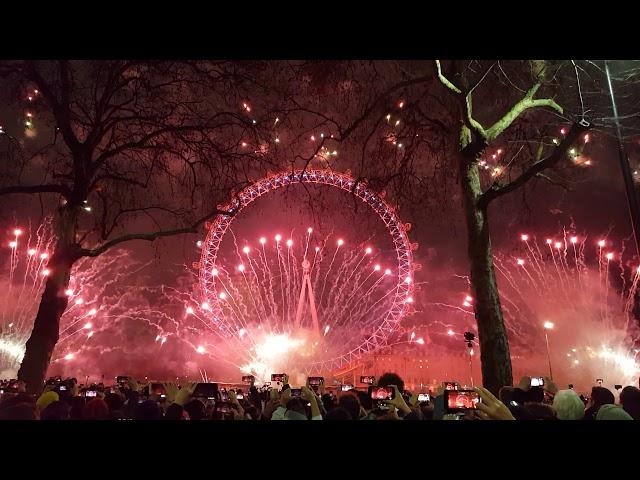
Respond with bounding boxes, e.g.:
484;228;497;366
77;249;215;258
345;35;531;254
595;404;633;420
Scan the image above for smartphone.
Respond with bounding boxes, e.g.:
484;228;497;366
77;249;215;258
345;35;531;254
116;376;129;385
150;383;166;396
445;389;481;413
370;386;395;400
85;390;97;398
596;378;603;386
241;375;254;383
271;373;286;383
443;382;458;391
290;388;302;397
531;377;544;387
308;376;324;386
360;375;375;385
236;393;244;400
215;402;233;414
341;384;354;392
192;382;219;398
59;385;67;391
418;393;430;402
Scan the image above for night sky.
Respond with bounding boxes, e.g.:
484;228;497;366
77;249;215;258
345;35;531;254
1;60;638;391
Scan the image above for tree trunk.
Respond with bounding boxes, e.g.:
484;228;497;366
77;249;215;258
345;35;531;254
17;206;79;394
460;148;513;395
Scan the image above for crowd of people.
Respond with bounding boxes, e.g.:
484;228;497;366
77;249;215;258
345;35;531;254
0;373;639;420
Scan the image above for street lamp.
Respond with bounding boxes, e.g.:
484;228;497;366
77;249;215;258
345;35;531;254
463;331;476;387
543;321;554;380
604;61;640;259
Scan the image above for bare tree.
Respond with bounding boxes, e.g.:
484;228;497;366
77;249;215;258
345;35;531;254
1;60;631;394
427;60;599;393
0;60;280;392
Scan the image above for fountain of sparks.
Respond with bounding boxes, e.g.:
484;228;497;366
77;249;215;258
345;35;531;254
193;170;416;385
1;219;56;376
490;232;640;389
424;231;640;391
192;229;402;384
0;219;167;379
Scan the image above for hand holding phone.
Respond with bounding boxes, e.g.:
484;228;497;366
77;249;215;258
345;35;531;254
370;386;395;401
530;377;544;387
271;373;288;384
474;386;515;420
360;375;375;385
417;393;430;402
445;389;481;413
307;376;324;386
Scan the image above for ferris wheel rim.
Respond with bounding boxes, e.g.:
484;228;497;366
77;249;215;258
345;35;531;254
198;169;415;372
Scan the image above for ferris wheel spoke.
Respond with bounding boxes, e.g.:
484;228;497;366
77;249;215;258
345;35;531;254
199;170;415;373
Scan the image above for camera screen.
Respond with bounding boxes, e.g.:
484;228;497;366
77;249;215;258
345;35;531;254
150;383;166;395
271;373;285;382
444;382;458;391
59;385;67;391
341;384;354;392
445;390;481;411
86;390;97;397
116;376;129;384
216;403;233;414
241;375;254;383
418;393;430;402
290;388;302;397
370;386;394;400
360;376;375;384
531;377;544;387
192;383;219;398
236;393;244;399
308;377;324;386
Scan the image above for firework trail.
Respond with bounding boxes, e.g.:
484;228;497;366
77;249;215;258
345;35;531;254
0;220;236;381
196;227;398;382
430;230;640;391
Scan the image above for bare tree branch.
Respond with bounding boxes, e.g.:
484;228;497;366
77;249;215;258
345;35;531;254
0;184;71;198
484;82;563;142
478;121;590;208
79;207;234;258
435;60;462;94
435;60;487;139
